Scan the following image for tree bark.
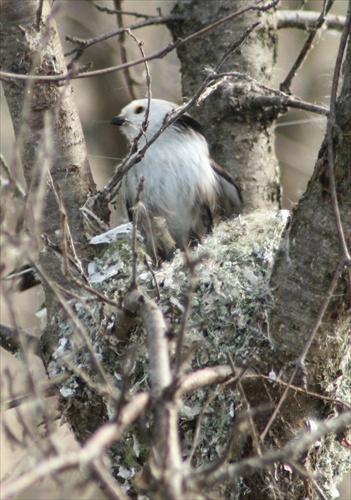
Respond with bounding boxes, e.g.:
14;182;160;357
269;18;351;362
170;0;281;212
0;0;106;311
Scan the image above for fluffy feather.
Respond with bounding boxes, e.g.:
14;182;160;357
111;98;242;258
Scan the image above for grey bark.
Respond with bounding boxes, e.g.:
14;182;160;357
0;0;107;311
170;0;281;212
269;19;351;361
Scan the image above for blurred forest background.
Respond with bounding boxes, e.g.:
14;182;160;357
1;0;349;498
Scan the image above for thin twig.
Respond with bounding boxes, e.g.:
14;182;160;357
54;271;124;309
227;354;262;456
0;282;55;457
176;0;278;49
65;13;185;57
0;322;39;356
53;347;120;403
286;460;328;500
47;176;87;281
1;373;70;412
209;71;330;115
1;393;150;499
0;153;26;198
277;10;346;32
91;459;129;500
0;0;279;84
237;93;329;116
101;29;153;206
131;178;144;289
260;259;345;442
186;376;230;466
127;28;152;100
248;373;351;410
94;4;162;19
114;1;137;100
174;253;204;374
33;263;115;391
185;365;249;466
143;255;160;301
126;27;152;139
66;0;277;58
35;0;44;31
119;24;152;273
192;411;351;488
280;0;336;93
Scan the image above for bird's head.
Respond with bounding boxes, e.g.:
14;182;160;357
111;98;177;142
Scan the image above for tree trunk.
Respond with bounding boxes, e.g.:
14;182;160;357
270;22;351;362
170;0;281;212
0;0;106;312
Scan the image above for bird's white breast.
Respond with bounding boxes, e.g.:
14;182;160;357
125;127;217;246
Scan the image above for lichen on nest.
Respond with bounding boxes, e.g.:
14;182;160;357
153;209;290;365
48;209;290;393
44;209;294;490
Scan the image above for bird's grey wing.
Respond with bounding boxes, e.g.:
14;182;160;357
210;160;242;218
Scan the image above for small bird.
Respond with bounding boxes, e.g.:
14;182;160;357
111;98;242;259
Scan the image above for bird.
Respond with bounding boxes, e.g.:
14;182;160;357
111;98;242;260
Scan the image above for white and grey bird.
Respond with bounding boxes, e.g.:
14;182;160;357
111;98;242;259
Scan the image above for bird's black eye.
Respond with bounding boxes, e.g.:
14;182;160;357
135;105;144;114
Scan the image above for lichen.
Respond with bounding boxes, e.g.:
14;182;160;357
43;208;351;497
44;210;296;493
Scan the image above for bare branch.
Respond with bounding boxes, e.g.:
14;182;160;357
179;365;234;394
35;0;44;30
34;264;116;393
124;289;171;395
64;13;185;57
1;373;70;411
94;4;166;19
236;93;329;116
175;254;205;375
124;288;183;497
210;71;330;115
280;0;336;93
130;178;145;289
277;10;346;32
193;411;351;488
91;460;130;500
0;0;279;84
113;0;138;100
1;393;149;499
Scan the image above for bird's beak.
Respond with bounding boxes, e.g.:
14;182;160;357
111;115;125;126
